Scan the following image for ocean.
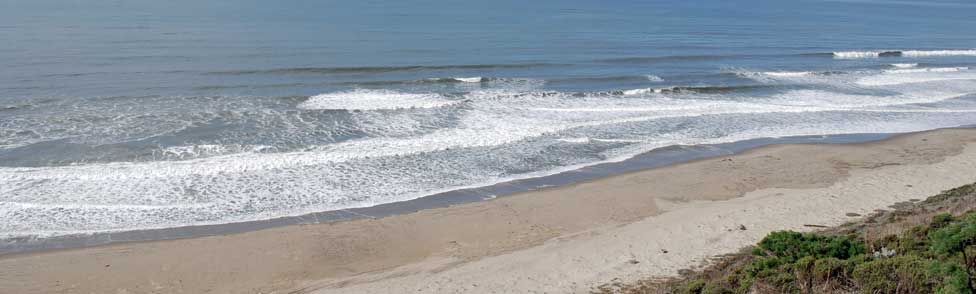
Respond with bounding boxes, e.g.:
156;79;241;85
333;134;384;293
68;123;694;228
2;0;976;239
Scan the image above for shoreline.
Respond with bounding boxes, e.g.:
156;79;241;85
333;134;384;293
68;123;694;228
305;128;976;294
2;129;923;255
2;128;976;294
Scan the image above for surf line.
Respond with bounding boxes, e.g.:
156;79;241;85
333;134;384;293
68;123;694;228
341;209;377;220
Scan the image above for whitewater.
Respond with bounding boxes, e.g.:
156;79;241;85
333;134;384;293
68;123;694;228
3;60;976;238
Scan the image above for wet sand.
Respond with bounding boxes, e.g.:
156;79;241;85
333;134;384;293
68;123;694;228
2;128;976;294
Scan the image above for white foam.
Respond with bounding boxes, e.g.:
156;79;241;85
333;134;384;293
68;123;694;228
834;49;976;59
592;138;646;143
157;144;276;159
762;71;813;77
159;144;228;157
883;67;969;74
890;63;918;68
558;137;645;144
764;89;967;109
645;75;664;82
622;88;664;95
734;69;840;83
298;89;457;110
453;77;484;83
833;51;884;59
741;66;976;88
5;70;976;238
858;68;976;86
901;50;976;57
557;137;590;143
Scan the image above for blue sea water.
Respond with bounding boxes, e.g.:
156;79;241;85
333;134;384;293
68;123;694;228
2;0;976;238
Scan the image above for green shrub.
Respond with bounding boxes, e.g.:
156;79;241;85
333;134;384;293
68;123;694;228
763;270;798;292
679;279;706;294
813;257;848;285
929;213;976;292
756;231;866;262
896;226;931;256
933;213;957;229
742;256;785;279
735;276;755;294
645;186;976;294
788;257;853;292
701;282;733;294
930;214;976;256
793;256;816;291
852;255;934;294
930;260;973;294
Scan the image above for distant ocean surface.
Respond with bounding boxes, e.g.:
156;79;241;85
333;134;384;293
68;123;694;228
2;0;976;239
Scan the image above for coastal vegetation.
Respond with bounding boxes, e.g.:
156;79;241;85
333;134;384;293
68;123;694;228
598;183;976;294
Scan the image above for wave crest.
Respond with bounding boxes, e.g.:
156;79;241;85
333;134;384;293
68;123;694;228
834;49;976;59
883;67;969;74
891;63;918;68
298;89;458;111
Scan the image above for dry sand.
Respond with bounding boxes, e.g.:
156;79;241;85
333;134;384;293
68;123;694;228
2;128;975;294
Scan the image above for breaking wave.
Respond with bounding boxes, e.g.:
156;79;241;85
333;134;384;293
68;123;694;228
619;85;770;96
834;49;976;59
891;63;918;68
298;89;459;111
761;71;814;77
859;67;976;86
883;67;969;74
547;75;663;84
337;77;537;87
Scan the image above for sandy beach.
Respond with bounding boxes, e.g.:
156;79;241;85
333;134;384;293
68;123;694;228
2;128;976;294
